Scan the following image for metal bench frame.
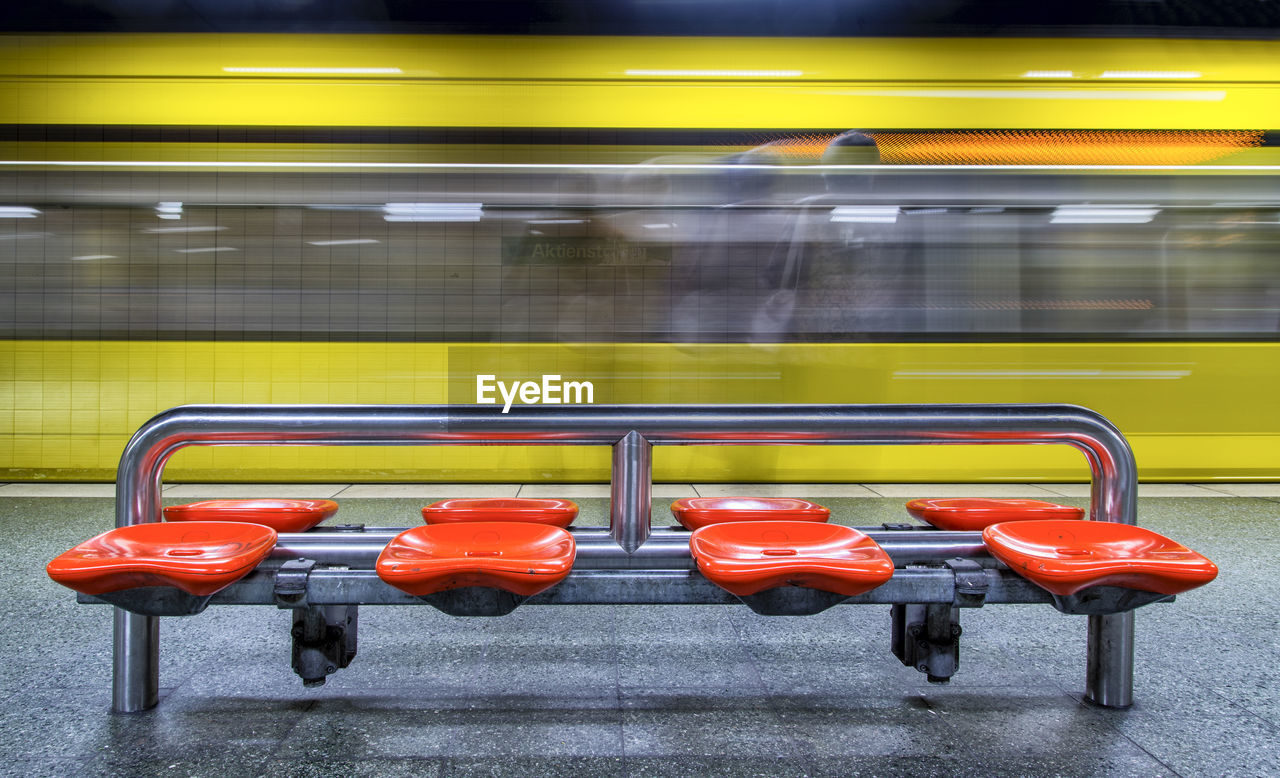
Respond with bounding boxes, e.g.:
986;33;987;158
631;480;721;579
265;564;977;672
104;403;1138;713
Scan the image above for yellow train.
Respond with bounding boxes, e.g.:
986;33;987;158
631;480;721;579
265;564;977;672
1;33;1278;482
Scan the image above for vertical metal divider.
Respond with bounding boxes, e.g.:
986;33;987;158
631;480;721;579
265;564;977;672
610;430;653;553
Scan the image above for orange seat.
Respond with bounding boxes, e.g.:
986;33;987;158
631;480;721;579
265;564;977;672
983;520;1218;614
377;522;575;615
670;497;829;531
906;498;1084;531
47;522;277;615
422;498;578;528
164;499;338;533
690;521;894;615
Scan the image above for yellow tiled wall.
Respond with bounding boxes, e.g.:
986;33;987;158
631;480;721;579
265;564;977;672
3;340;1279;482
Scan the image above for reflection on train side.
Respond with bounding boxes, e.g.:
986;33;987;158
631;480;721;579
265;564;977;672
0;168;1276;342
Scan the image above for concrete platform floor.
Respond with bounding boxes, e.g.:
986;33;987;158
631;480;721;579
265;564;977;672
3;486;1278;777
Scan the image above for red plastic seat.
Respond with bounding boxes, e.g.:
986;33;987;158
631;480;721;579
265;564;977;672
670;497;830;531
377;522;576;598
47;521;277;597
164;499;338;533
906;498;1084;531
982;520;1218;598
690;521;894;602
422;498;578;528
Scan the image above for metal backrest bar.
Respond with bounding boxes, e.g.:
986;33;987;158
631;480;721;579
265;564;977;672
117;403;1137;533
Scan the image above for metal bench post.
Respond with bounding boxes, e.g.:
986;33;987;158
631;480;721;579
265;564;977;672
113;610;158;713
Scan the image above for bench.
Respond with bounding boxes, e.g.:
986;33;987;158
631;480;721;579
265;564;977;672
45;403;1217;713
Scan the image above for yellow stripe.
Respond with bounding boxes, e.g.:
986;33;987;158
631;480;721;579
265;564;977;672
4;142;1280;170
3;340;1278;482
2;35;1280;129
0;140;751;166
6;35;1280;83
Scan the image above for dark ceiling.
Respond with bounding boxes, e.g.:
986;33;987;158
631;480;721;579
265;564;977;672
2;0;1278;37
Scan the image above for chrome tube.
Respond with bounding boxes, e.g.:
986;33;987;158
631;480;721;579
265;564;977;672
114;403;1137;526
112;609;157;714
1087;612;1136;708
610;430;652;553
110;402;1138;712
263;528;993;570
136;566;1048;607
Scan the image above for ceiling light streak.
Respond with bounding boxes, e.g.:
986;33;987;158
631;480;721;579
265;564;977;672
894;369;1189;379
824;89;1223;101
831;206;899;224
223;67;403;74
1099;71;1201;79
144;226;226;233
625;69;803;77
383;203;483;223
0;232;50;240
1051;206;1160;224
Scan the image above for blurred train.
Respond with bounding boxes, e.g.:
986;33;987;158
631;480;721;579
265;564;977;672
1;30;1278;482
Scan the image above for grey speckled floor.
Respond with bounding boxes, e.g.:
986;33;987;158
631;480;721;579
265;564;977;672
4;492;1279;777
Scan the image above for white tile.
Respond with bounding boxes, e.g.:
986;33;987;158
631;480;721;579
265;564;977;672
862;483;1060;498
1040;482;1236;498
162;483;349;499
692;483;879;497
1137;483;1234;497
650;484;699;498
518;484;612;498
515;483;697;498
1037;483;1094;497
336;484;521;498
0;483;117;497
1196;483;1280;497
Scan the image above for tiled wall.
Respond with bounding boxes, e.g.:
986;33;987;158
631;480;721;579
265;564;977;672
4;339;1279;482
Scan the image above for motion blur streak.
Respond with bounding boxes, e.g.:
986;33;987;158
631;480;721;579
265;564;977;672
1;32;1278;483
869;130;1266;166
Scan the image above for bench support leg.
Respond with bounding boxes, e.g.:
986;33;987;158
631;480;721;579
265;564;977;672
891;603;962;683
292;605;359;687
1086;611;1134;708
113;608;158;713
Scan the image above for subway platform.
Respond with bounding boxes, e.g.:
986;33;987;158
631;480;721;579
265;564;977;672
4;482;1278;777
